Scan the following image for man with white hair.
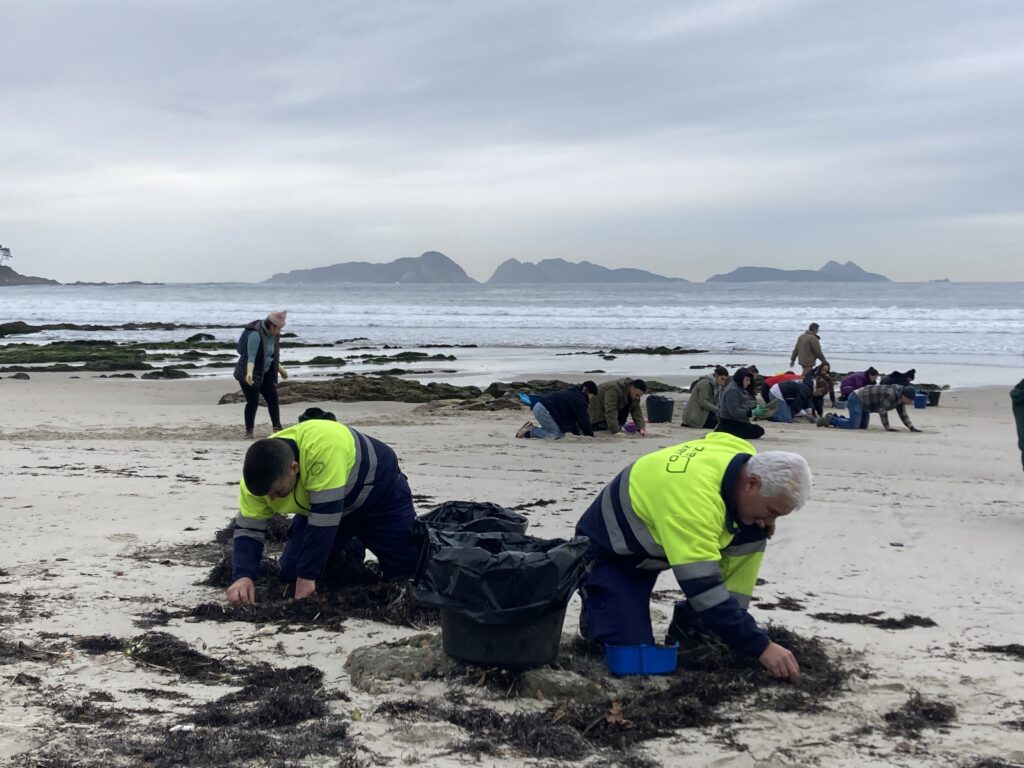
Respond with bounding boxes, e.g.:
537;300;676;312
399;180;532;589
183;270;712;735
575;432;812;682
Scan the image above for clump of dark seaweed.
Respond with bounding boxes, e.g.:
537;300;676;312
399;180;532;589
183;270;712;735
974;643;1024;659
883;690;957;738
812;611;937;629
195;556;438;631
75;635;128;655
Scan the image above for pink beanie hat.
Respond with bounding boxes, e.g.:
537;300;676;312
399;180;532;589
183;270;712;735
266;310;287;329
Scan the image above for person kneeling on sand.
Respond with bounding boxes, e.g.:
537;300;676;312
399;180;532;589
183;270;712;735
516;381;598;440
225;419;419;605
680;367;729;429
819;384;922;432
589;378;648;436
575;432;812;682
715;368;779;440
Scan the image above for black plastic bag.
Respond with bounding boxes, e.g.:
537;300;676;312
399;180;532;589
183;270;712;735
412;529;590;625
417;500;528;535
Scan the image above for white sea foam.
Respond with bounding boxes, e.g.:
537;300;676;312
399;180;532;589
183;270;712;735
3;282;1023;385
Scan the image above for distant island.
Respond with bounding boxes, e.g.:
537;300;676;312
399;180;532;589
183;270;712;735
265;251;686;284
487;258;686;284
706;260;890;283
265;251;476;284
0;264;59;286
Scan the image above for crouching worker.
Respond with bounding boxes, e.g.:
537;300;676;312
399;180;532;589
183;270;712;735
226;419;419;605
575;432;813;682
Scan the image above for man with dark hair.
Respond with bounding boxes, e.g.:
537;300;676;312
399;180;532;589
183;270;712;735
589;378;648;436
820;384;922;432
517;381;598;440
226;419;419;605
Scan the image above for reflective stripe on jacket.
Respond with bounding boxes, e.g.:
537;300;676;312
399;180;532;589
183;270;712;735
232;420;390;580
575;431;770;657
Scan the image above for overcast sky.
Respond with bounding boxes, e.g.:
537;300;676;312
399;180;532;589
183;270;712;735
2;1;1022;283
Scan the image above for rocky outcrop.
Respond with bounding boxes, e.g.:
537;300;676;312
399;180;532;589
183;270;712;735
707;260;890;283
218;374;484;405
264;251;477;284
487;258;685;284
0;265;59;286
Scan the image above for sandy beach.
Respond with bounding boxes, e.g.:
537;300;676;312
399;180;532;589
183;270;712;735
2;373;1023;767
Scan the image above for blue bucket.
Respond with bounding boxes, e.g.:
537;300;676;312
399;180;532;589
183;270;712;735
604;642;679;675
914;392;928;409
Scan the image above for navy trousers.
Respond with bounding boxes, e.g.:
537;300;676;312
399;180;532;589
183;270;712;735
579;559;660;645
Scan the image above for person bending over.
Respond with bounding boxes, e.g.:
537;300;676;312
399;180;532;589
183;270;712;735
590;378;648;436
820;384;922;432
575;432;813;682
226;419;419;605
516;381;598;440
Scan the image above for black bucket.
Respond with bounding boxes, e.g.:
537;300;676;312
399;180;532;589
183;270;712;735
441;605;567;669
927;390;941;406
646;394;675;423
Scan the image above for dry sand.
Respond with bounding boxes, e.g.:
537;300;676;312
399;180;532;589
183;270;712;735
1;374;1023;766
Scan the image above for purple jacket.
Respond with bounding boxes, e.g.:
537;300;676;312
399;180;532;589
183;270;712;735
840;371;871;399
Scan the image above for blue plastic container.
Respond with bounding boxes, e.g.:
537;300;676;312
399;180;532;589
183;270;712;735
914;392;928;409
604;642;679;675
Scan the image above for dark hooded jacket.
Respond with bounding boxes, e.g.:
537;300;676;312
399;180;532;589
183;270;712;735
539;386;595;437
233;319;281;388
719;369;757;422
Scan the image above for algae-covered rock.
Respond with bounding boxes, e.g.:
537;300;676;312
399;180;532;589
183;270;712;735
220;374;483;405
345;633;454;691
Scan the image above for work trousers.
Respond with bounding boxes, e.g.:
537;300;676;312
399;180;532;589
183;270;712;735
240;375;281;432
579;559;660;645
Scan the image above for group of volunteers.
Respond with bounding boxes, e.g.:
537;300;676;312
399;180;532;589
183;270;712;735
225;311;819;683
515;377;650;440
678;322;924;440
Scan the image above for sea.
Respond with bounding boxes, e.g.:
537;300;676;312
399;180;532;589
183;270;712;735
2;282;1023;388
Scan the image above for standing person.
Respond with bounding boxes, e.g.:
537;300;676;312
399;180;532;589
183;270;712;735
716;368;777;440
235;310;289;439
680;367;728;429
589;378;648;436
517;381;598;440
225;418;420;605
1012;379;1024;472
839;367;879;400
790;323;827;375
575;431;813;682
819;384;922;432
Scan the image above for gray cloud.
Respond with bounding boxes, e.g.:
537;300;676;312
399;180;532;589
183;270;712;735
1;0;1022;282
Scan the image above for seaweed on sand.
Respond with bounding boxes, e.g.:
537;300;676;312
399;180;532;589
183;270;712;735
811;611;937;629
377;623;847;761
883;690;957;738
190;665;329;728
195;556;438;631
975;644;1024;659
75;635;128;654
